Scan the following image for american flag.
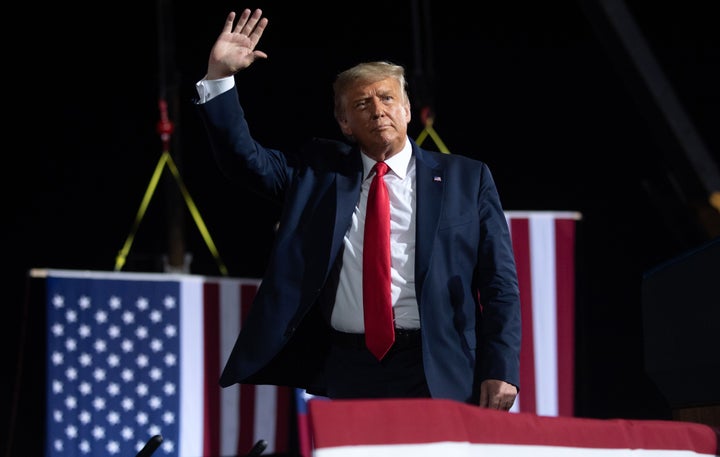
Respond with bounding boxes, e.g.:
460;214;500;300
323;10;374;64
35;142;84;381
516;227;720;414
44;270;289;457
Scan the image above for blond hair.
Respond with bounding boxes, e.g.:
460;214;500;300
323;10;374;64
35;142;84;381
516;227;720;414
333;61;410;121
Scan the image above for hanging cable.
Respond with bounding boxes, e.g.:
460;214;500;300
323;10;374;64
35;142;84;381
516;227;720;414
415;107;451;154
114;99;228;276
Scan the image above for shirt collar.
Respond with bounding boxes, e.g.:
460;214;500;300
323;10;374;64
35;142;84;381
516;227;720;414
361;137;413;180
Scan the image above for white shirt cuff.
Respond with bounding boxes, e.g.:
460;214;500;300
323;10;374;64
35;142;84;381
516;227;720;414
195;76;235;103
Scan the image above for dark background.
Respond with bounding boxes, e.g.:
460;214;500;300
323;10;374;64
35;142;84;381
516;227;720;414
4;1;719;456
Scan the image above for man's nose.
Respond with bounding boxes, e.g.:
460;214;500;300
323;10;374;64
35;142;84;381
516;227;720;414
370;99;384;117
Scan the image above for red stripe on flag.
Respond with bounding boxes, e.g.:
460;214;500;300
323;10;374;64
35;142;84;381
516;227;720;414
203;281;222;456
297;400;312;457
238;284;259;455
240;283;257;323
511;217;536;414
555;218;576;416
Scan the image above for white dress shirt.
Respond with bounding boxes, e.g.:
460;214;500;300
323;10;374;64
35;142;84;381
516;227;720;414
331;141;419;332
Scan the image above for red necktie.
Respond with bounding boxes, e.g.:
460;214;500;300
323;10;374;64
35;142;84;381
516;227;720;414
363;162;395;360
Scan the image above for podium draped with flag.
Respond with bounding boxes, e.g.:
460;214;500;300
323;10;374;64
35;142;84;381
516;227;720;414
39;210;580;457
306;398;719;456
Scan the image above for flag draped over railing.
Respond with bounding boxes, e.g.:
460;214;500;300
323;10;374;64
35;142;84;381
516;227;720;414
42;270;285;457
42;210;579;457
306;398;719;457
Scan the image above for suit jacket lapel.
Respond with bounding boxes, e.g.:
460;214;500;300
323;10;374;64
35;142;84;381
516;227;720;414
414;145;444;297
325;142;443;294
330;147;363;272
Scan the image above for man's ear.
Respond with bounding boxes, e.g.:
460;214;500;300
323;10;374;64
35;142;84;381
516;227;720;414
338;117;352;136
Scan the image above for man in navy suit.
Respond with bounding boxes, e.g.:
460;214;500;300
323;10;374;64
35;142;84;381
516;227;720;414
195;8;521;410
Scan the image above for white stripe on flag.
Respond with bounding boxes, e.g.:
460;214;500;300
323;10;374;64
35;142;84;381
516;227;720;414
529;214;559;416
255;385;279;452
220;279;242;457
314;443;709;457
179;276;204;456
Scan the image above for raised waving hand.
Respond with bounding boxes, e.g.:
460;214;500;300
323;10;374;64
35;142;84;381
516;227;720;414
206;8;269;80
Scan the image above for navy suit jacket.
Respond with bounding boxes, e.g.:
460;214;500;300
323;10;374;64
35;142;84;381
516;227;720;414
196;86;521;404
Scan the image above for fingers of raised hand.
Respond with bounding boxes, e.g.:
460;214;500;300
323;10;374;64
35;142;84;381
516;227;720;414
233;8;267;41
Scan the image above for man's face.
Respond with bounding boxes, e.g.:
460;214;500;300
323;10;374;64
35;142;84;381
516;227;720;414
338;77;411;160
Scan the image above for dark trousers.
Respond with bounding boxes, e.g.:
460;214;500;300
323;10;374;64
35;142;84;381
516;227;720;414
325;329;431;399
